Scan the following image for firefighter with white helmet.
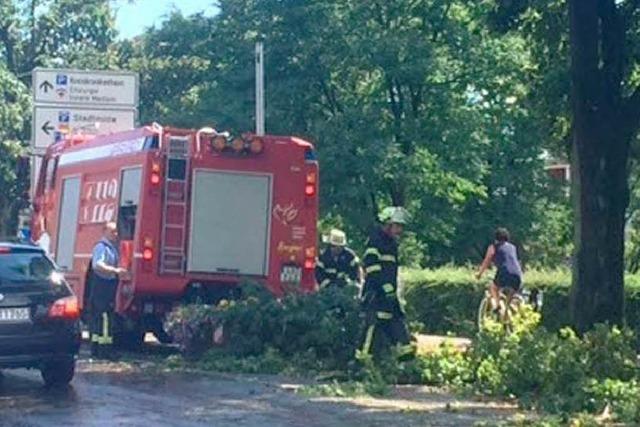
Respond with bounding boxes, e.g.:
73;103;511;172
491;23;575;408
358;206;414;361
315;228;361;288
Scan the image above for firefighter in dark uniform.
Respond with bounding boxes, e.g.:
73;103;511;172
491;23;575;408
315;229;361;288
88;222;127;358
358;207;414;361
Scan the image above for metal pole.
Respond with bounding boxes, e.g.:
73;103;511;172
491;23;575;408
255;41;265;136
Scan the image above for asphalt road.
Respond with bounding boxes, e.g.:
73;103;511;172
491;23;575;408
0;347;520;427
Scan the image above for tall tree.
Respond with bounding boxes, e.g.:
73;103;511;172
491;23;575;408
124;0;569;266
490;0;640;330
203;0;553;261
568;0;640;331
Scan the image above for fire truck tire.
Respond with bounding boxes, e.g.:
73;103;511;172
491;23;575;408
149;318;173;344
113;318;145;350
114;329;145;350
154;328;173;344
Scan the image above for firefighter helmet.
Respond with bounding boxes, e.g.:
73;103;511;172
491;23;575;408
379;206;410;225
324;228;347;246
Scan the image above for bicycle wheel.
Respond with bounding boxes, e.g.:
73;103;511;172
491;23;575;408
477;294;494;331
503;294;525;332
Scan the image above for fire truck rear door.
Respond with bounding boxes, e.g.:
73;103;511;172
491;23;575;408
55;176;81;270
188;170;271;276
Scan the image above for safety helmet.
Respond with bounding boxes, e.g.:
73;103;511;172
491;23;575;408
324;228;347;246
379;206;410;225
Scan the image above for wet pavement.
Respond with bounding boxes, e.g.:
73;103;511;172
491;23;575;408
0;347;522;427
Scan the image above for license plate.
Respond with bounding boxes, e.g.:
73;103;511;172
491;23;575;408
280;266;302;284
0;307;30;323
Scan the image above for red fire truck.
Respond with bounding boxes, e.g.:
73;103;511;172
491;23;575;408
31;124;318;344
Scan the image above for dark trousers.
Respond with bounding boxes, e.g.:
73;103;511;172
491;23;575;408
360;309;413;360
88;275;118;356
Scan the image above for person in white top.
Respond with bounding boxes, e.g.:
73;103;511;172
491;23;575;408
35;217;51;254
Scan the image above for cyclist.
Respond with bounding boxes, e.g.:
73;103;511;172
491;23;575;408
315;228;362;289
476;227;523;314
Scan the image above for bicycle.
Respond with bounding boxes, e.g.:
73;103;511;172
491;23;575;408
477;284;542;332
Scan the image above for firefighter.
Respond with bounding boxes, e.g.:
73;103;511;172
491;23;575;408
358;207;414;361
88;222;127;358
315;229;361;288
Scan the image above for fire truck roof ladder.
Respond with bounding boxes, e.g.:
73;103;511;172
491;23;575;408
159;136;190;275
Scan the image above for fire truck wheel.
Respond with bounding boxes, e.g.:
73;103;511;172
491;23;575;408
149;319;173;344
113;319;145;350
114;329;145;350
154;328;173;344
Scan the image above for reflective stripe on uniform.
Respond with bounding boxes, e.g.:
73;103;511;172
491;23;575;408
365;264;381;274
102;312;113;345
102;312;108;338
382;283;395;294
361;325;375;355
320;279;331;287
316;260;325;268
380;254;396;263
350;257;360;267
376;311;393;320
91;312;114;345
364;248;381;259
324;268;337;274
397;344;415;356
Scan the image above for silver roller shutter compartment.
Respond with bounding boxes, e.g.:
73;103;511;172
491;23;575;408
188;170;271;275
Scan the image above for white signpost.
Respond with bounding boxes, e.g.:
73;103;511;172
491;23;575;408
32;68;138;107
30;68;139;195
32;106;136;149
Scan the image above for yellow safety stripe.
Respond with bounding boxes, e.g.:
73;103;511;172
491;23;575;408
382;283;395;294
380;254;396;263
364;248;381;259
365;264;381;274
361;325;375;355
376;311;393;320
397;344;415;356
91;312;114;345
102;312;109;339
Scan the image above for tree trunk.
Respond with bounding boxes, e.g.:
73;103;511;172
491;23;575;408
568;0;629;332
570;127;628;331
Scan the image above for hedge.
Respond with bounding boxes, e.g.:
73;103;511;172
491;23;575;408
402;268;640;338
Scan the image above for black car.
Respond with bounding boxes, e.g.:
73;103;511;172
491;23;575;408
0;243;81;387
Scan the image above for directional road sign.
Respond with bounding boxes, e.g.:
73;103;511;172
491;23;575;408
33;68;138;107
33;106;136;148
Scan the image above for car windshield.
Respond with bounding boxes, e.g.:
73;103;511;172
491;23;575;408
0;249;55;284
